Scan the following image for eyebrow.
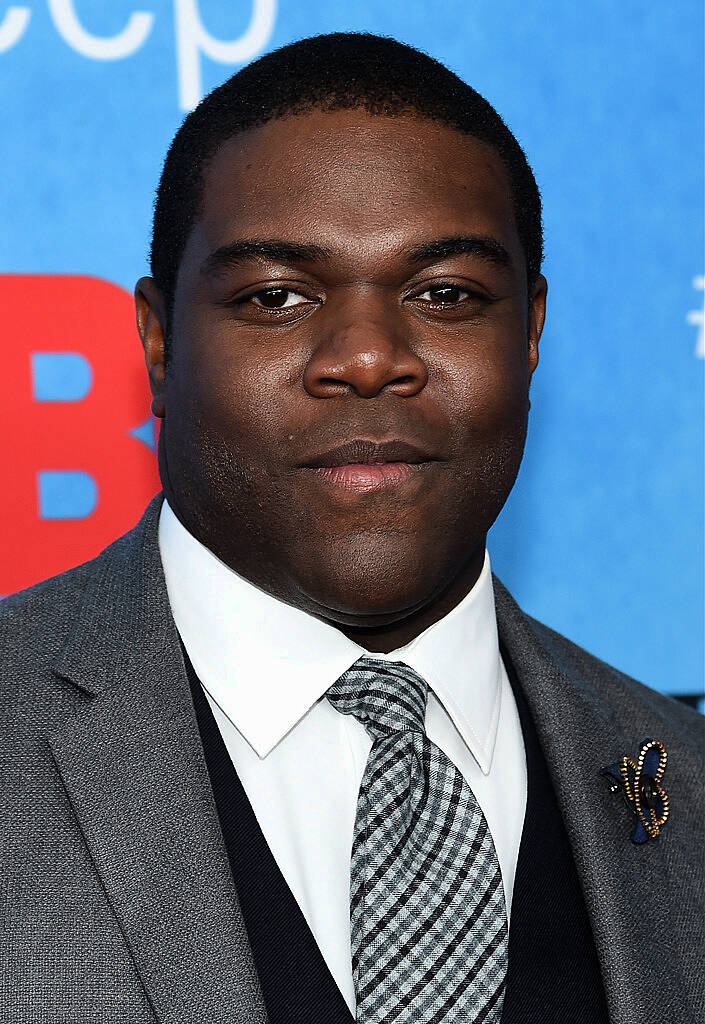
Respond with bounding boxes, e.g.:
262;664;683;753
407;235;512;268
201;239;328;276
200;233;512;277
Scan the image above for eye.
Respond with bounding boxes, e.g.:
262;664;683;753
416;284;470;305
250;288;309;309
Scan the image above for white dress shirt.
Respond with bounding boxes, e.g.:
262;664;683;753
158;501;527;1016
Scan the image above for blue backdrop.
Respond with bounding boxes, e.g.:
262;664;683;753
1;0;702;699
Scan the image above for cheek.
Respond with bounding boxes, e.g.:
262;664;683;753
438;338;530;448
169;330;275;452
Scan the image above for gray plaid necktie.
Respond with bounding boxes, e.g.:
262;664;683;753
327;656;508;1023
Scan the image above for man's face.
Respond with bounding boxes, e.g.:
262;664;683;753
137;108;546;629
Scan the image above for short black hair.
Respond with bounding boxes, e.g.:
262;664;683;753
151;32;543;324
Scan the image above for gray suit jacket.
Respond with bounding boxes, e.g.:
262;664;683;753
1;495;702;1023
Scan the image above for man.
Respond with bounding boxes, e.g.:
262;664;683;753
1;32;702;1024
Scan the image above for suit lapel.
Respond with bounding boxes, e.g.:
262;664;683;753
493;578;698;1024
48;496;268;1024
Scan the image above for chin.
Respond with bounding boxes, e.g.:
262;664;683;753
293;542;450;626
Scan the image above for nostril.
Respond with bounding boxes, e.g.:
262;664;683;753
318;377;351;394
386;372;428;397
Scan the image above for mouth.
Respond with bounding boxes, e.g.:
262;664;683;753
300;439;438;493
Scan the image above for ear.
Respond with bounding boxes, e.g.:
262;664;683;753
528;274;547;376
135;277;167;419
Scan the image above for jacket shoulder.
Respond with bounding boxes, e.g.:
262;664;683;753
524;609;703;746
493;575;702;753
0;562;92;674
0;501;160;702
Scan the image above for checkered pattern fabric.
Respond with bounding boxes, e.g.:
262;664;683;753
327;657;508;1023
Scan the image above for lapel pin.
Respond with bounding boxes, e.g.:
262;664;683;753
600;738;670;844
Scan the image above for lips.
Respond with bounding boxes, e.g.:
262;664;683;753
302;439;437;469
301;439;439;493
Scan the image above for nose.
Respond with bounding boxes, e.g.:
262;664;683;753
303;303;428;399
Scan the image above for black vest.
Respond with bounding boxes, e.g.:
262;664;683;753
184;647;609;1023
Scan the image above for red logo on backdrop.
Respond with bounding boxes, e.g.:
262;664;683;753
1;274;160;595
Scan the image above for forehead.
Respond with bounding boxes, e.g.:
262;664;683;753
193;108;520;268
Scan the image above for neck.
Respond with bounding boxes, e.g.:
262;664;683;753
333;545;486;653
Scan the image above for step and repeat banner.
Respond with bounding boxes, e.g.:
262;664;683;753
1;1;702;700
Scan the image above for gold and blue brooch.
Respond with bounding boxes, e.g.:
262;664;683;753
600;738;670;844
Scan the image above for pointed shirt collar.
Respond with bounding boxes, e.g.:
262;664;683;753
158;501;502;774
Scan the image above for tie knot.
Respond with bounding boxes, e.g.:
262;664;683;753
326;656;428;739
